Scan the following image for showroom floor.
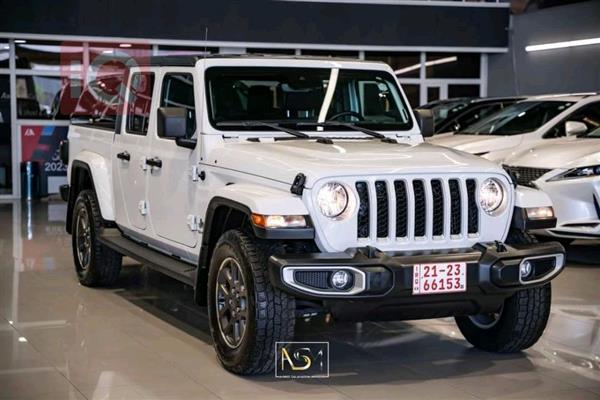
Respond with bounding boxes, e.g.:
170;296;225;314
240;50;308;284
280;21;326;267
1;199;599;400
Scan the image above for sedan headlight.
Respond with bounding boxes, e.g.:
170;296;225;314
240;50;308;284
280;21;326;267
479;178;504;214
548;165;600;181
317;182;349;219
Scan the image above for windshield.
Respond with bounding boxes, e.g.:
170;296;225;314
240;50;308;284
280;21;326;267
205;67;412;131
461;101;574;136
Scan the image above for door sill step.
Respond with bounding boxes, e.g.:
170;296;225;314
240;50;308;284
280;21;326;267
98;228;197;287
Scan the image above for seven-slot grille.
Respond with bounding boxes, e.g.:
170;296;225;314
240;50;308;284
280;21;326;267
503;165;551;188
355;178;480;241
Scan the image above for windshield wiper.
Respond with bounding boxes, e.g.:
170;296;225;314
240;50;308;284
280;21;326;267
216;121;309;139
297;121;386;139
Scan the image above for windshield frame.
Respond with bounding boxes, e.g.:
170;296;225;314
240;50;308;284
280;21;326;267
203;65;414;133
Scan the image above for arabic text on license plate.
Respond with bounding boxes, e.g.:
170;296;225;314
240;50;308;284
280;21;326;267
412;262;467;295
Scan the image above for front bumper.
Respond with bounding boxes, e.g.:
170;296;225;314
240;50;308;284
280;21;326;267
268;241;565;321
535;175;600;239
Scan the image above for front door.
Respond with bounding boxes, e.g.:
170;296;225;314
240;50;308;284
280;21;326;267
146;69;199;248
112;71;156;232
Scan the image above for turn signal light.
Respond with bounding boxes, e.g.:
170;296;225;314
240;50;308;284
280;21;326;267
251;214;307;229
526;207;555;220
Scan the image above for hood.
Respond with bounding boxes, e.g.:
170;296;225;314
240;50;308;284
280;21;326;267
209;139;505;187
428;133;524;155
504;137;600;169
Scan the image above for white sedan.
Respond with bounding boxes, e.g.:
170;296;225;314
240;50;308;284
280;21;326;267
503;128;600;242
429;93;600;163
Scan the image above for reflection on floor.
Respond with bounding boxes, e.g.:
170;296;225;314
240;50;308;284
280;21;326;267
1;199;599;400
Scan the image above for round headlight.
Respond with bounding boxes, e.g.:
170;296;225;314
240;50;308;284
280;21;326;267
479;178;504;214
317;182;349;218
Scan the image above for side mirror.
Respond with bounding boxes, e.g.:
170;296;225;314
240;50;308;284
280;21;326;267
158;106;188;139
565;120;587;137
414;109;435;138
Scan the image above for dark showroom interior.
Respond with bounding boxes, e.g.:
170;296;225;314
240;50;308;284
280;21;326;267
1;0;600;399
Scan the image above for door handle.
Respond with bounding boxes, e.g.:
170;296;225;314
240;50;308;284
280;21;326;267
146;157;162;169
116;151;131;161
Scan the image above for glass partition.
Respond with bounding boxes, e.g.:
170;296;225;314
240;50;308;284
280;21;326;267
0;75;12;195
15;40;83;71
16;75;82;119
426;53;480;79
365;52;420;78
0;42;9;69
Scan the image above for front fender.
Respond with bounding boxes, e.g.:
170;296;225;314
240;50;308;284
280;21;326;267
211;183;309;216
512;186;556;231
514;185;553;209
71;151;115;221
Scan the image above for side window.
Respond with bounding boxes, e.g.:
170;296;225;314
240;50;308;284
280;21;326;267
159;73;196;138
71;76;123;130
547;102;600;138
126;72;155;135
453;104;502;132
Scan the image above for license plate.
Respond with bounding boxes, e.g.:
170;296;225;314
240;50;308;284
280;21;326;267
412;262;467;295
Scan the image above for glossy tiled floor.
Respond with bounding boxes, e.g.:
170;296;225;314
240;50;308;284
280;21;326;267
1;199;600;400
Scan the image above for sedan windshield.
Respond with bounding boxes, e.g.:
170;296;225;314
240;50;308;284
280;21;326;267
460;101;574;136
205;67;412;131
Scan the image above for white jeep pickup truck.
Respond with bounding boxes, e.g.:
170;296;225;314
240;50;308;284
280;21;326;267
60;55;565;375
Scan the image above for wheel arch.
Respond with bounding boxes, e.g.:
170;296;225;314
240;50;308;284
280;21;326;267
194;191;313;306
66;155;115;234
194;197;254;305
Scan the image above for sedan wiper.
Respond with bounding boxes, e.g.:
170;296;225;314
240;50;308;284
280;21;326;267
216;121;309;139
297;121;386;139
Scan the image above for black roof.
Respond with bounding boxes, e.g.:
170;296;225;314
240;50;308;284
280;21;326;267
125;54;381;68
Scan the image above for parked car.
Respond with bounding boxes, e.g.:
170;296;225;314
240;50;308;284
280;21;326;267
62;55;563;375
428;93;600;162
504;126;600;243
418;96;524;134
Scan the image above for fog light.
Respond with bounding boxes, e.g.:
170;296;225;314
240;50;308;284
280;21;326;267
520;260;533;279
331;270;353;290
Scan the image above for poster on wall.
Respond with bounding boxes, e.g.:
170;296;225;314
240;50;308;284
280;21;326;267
21;125;69;196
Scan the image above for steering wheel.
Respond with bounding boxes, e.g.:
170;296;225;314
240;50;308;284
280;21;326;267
328;111;365;121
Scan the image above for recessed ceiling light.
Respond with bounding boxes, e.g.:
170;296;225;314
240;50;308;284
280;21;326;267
18;336;27;343
102;50;114;54
14;39;26;44
526;37;600;52
119;43;132;48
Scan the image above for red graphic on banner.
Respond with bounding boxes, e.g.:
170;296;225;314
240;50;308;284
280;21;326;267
21;126;45;162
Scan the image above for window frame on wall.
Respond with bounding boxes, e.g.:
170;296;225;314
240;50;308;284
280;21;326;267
365;51;487;108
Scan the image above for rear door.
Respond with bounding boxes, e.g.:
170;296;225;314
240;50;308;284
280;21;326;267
112;70;156;232
146;69;200;248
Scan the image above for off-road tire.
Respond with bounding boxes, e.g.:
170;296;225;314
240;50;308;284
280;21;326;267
455;229;552;353
71;190;122;286
208;229;295;375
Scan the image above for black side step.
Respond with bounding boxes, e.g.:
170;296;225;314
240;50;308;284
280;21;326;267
98;229;197;287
